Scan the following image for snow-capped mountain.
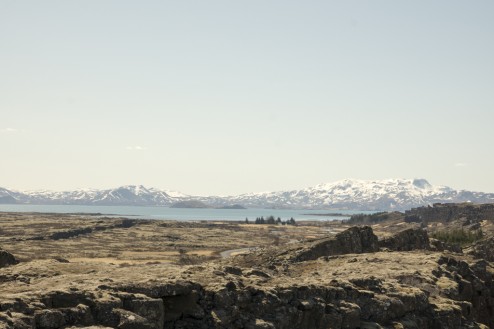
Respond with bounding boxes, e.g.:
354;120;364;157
0;187;22;204
211;178;494;210
1;179;494;211
7;185;189;206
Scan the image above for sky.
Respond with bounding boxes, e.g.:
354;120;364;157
1;1;493;196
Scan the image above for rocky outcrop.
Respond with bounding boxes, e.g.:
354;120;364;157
27;219;140;241
293;226;448;262
429;238;463;253
405;203;494;224
0;250;18;268
379;228;431;251
466;237;494;262
434;256;494;328
294;226;379;262
50;228;93;240
378;227;464;254
1;255;493;329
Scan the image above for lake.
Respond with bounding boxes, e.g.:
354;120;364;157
0;204;371;221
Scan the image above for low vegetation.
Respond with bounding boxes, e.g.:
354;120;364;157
245;216;296;225
430;228;483;246
346;212;390;224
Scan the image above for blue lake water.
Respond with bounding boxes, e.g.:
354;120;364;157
0;204;371;221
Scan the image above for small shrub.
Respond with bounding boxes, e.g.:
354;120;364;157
346;212;389;224
176;254;215;265
430;228;483;246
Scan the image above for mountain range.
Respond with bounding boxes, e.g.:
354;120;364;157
1;179;494;211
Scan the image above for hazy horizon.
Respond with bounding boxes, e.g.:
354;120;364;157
2;1;493;195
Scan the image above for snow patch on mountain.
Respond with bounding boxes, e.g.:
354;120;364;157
1;179;493;211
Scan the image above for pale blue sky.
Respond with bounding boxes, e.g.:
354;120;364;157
1;1;493;195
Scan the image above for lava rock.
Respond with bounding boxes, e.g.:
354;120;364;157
0;250;18;268
379;228;430;251
295;226;379;262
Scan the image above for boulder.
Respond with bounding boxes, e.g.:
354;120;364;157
121;294;164;329
34;309;66;329
113;309;155;329
0;250;18;268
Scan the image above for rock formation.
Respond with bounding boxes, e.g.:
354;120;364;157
294;226;379;262
1;213;494;328
405;203;494;224
466;236;494;262
379;228;431;251
0;249;18;268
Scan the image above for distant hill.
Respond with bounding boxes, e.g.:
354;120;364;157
0;195;17;204
1;179;494;211
217;204;246;209
170;200;209;209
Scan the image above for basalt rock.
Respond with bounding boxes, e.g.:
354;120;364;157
0;250;18;268
2;255;494;329
435;256;494;328
379;228;431;251
466;237;494;262
429;238;463;253
50;228;93;240
294;226;379;262
405;203;494;224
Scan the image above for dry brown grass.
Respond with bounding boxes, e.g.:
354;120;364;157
0;212;338;266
